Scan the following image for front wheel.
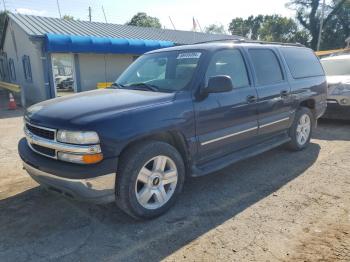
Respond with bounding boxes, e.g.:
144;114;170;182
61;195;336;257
287;107;314;151
115;141;185;220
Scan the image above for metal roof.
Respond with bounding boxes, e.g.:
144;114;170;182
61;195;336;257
8;13;240;45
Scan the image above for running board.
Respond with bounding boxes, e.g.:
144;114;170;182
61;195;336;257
191;133;291;177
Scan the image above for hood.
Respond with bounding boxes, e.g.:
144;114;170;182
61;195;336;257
26;89;175;128
326;75;350;85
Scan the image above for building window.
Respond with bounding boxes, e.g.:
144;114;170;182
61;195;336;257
0;59;4;80
9;59;16;81
22;55;32;82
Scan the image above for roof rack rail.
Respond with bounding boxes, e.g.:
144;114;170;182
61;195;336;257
194;38;305;47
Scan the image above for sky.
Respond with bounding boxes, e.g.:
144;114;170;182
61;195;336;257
4;0;295;31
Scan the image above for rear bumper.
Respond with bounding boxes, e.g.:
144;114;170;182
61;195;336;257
23;161;116;203
322;101;350;120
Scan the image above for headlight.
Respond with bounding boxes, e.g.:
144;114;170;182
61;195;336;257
330;84;350;95
57;130;100;144
58;152;103;164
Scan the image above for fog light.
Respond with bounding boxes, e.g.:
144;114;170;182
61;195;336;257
58;152;103;164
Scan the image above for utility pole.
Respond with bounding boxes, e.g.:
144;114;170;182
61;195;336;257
88;6;92;22
2;0;6;11
56;0;61;18
102;6;107;23
316;0;326;51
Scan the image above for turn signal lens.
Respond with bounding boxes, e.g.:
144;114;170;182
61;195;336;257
82;153;103;164
58;152;103;164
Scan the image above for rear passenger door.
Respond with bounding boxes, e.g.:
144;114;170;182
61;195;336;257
247;48;293;136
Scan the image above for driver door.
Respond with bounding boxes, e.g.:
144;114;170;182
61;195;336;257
194;48;259;164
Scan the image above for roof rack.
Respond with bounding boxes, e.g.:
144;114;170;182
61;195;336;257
194;38;305;47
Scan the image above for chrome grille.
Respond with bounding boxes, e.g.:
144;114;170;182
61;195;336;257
26;122;55;140
25;122;57;159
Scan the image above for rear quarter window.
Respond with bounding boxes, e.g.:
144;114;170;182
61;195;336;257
281;47;324;79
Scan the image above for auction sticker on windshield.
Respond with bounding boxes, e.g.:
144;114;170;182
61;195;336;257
177;52;202;59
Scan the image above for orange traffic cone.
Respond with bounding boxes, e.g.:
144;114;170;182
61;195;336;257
8;93;17;110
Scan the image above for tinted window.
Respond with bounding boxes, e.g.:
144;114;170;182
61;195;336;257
282;47;324;78
249;49;283;85
206;49;249;88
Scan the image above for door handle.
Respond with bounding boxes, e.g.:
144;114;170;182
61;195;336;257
246;95;257;103
280;90;289;98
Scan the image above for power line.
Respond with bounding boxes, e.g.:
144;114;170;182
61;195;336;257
169;16;176;30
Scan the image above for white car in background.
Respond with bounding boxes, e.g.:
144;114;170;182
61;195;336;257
321;53;350;120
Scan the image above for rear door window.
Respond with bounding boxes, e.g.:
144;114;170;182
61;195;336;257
281;47;324;78
249;49;284;85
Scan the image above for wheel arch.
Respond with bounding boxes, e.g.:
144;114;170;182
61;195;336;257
118;131;192;176
299;98;316;118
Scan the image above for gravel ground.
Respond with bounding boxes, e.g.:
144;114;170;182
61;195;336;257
0;103;349;261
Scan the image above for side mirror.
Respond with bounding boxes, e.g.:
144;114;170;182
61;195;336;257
205;75;233;94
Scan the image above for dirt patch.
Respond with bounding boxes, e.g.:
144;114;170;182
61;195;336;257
289;210;350;262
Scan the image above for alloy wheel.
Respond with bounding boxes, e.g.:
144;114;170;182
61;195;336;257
296;113;311;146
135;155;178;210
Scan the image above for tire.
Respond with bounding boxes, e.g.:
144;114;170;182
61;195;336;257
115;140;185;220
287;107;314;151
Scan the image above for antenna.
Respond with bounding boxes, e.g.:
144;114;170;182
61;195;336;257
169;16;176;30
56;0;61;18
88;6;92;22
102;5;107;23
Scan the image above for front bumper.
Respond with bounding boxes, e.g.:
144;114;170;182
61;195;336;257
23;161;116;203
323;101;350;120
18;137;118;203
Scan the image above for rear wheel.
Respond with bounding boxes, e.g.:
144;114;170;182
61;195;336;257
287;107;314;151
116;141;185;219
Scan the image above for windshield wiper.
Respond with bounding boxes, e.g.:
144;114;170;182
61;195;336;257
126;83;160;92
110;82;125;89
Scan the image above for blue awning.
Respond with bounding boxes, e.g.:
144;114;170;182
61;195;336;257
44;34;174;54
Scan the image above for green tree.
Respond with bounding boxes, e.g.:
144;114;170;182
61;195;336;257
204;24;227;34
320;0;350;49
228;15;309;44
62;15;74;21
126;12;161;28
0;11;7;32
228;15;264;40
287;0;347;50
259;15;309;44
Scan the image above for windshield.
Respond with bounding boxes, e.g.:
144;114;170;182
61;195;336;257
321;58;350;76
115;51;202;92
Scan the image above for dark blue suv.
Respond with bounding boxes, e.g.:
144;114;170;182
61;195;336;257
19;41;327;219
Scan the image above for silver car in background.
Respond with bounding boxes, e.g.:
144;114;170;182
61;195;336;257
321;53;350;120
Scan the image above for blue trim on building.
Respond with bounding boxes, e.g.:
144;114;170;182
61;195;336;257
44;34;174;54
73;54;81;92
46;53;55;98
